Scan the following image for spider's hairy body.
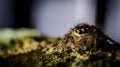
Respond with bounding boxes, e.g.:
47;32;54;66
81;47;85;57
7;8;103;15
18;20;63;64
57;23;120;51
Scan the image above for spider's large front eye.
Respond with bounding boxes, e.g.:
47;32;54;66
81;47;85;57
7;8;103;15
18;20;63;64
74;27;89;34
73;23;90;36
73;28;86;37
80;27;90;34
73;28;81;36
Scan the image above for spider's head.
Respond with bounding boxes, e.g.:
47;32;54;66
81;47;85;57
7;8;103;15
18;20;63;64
73;23;90;36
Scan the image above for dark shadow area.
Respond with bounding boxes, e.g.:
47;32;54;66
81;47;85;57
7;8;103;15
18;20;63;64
95;0;108;29
13;0;33;28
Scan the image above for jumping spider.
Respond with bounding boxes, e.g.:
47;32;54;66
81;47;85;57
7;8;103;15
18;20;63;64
57;23;120;51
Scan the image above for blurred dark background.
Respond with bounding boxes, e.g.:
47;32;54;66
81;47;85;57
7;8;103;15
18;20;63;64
0;0;120;43
13;0;33;28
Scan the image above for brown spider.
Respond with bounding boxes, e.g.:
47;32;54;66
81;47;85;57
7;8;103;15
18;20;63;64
57;23;120;51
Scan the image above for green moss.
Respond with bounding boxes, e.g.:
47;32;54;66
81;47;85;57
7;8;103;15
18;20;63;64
70;58;120;67
0;28;120;67
0;45;120;67
35;52;77;67
71;51;79;57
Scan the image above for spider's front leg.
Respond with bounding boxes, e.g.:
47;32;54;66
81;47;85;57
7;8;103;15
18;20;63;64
91;25;120;49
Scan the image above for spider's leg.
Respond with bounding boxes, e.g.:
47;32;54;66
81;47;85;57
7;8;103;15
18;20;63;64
91;25;120;45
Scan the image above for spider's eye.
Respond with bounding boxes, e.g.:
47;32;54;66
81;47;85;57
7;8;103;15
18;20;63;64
73;28;80;36
73;28;85;36
74;27;89;35
80;27;90;34
76;29;80;33
73;23;90;35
